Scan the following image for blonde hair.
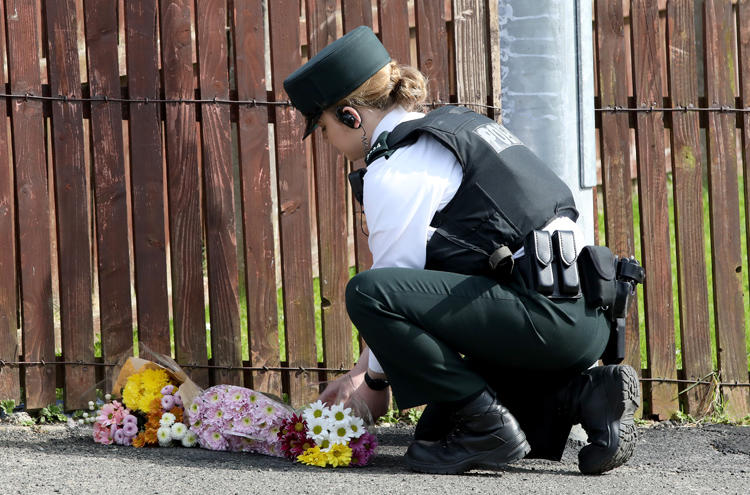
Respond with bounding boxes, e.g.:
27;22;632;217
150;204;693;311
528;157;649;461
336;61;428;111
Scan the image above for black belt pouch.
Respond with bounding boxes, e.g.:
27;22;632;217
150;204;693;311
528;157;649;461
551;230;581;297
522;230;554;295
577;245;617;308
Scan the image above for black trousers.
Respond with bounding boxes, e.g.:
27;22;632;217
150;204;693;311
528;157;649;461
345;267;610;459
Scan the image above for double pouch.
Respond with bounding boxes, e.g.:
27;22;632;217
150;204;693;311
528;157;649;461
521;229;581;299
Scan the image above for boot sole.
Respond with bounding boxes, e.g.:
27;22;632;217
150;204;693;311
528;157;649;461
579;364;640;474
406;432;531;475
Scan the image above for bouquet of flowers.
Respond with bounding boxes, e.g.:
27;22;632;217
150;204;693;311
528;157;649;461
92;347;378;467
92;361;197;448
277;400;377;467
186;384;290;456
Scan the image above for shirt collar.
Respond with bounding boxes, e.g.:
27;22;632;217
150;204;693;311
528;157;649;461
371;106;409;142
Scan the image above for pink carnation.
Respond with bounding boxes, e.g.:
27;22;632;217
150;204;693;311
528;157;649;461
93;422;113;445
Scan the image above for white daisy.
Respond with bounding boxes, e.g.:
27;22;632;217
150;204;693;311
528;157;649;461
306;416;329;442
182;430;198;448
159;412;176;427
303;400;328;423
157;426;172;445
330;422;353;444
327;403;352;423
348;416;366;439
170;422;187;440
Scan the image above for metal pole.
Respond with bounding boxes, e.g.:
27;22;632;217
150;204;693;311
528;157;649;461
498;0;596;244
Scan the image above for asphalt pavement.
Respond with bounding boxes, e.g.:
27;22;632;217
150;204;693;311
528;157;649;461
0;422;748;494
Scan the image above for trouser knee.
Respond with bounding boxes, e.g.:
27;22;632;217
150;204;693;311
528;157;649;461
345;270;384;339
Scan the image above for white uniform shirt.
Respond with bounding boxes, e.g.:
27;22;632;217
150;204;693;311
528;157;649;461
363;106;584;374
364;107;464;270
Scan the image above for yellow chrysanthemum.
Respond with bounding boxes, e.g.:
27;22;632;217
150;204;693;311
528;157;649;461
121;368;172;413
298;446;328;467
325;443;352;467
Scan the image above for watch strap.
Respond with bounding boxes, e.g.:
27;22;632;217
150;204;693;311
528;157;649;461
364;372;390;390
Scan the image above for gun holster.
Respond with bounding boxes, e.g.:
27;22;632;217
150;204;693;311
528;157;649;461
577;245;645;365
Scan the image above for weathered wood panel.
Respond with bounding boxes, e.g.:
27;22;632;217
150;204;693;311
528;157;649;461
377;0;411;64
594;0;641;376
83;0;134;390
125;0;170;355
738;0;750;389
306;0;353;382
414;0;450;104
232;0;282;395
486;0;502;121
665;0;713;416
704;0;750;417
453;0;489;115
194;0;243;386
342;0;373;30
630;0;677;418
6;0;57;409
159;0;208;387
0;0;19;403
44;0;95;410
268;0;319;405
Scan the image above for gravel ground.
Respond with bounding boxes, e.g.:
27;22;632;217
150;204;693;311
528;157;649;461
0;422;748;495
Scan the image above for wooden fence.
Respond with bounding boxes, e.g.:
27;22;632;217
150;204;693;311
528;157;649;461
594;0;750;419
0;0;748;420
0;0;499;411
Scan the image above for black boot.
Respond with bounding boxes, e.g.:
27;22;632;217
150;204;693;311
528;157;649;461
405;389;531;474
566;364;640;474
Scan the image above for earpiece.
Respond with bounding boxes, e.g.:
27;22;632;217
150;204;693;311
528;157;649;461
336;106;360;129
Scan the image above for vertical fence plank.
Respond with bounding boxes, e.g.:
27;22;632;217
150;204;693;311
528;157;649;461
306;0;353;382
6;0;56;409
83;0;134;390
125;0;170;355
704;0;750;417
630;0;677;418
414;0;450;104
342;0;373;29
453;0;489;116
342;1;374;275
159;0;208;387
377;0;410;64
594;0;641;377
0;0;19;403
739;0;750;387
268;0;319;405
232;0;281;395
665;0;712;415
486;0;502;121
194;0;243;386
44;0;95;409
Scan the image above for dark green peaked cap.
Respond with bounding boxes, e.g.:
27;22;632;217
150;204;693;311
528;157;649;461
283;26;391;139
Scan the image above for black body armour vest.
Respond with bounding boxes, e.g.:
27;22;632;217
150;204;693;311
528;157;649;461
352;105;578;278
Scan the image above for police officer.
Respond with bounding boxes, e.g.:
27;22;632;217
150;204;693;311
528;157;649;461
283;26;640;475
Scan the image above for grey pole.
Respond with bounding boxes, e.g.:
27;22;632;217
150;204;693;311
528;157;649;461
498;0;596;244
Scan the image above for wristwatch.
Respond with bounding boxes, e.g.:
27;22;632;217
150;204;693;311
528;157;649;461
364;372;390;391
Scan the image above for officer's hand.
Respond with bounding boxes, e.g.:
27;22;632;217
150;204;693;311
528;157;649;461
318;372;390;423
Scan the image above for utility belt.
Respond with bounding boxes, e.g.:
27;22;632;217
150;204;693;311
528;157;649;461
514;230;645;365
